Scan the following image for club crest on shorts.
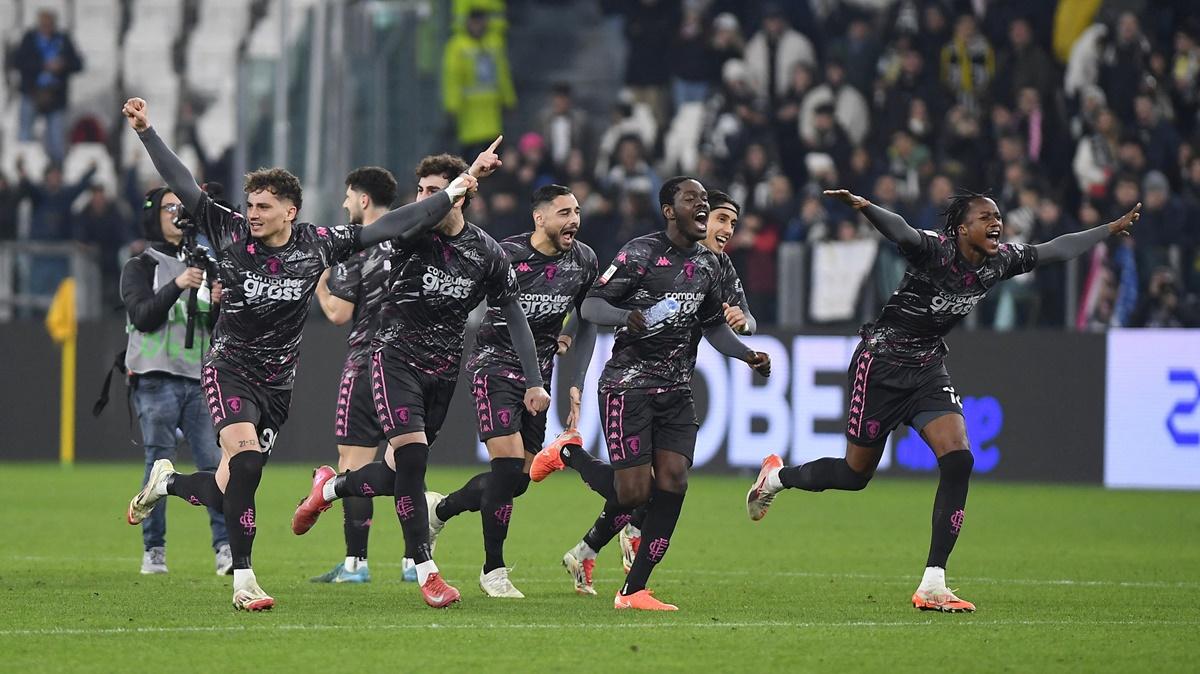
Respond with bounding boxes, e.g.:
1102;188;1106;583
498;408;512;428
865;419;881;439
626;435;641;455
395;406;410;426
226;397;242;413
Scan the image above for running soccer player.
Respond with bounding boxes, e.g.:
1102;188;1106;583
291;154;550;608
530;190;755;595
308;167;406;584
745;188;1140;613
569;177;770;610
120;97;487;611
421;184;599;598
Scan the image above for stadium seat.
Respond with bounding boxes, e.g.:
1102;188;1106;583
128;0;183;37
1;142;51;183
63;142;118;196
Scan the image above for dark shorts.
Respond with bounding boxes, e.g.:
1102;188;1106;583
598;389;698;470
335;364;386;448
370;347;457;445
844;341;962;448
201;364;291;457
471;372;547;454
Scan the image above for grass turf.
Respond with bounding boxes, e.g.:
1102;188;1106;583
1;463;1197;672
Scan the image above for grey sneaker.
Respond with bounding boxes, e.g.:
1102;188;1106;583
215;544;233;576
141;547;167;574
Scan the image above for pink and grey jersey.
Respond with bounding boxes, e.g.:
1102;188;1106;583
193;193;362;387
373;223;519;378
864;230;1038;365
327;241;397;376
716;251;748;310
467;233;599;382
588;231;725;394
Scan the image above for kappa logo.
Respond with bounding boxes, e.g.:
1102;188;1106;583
516;262;533;273
655;256;672;267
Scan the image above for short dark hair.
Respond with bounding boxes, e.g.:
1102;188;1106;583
244;167;303;213
140;186;174;241
659;175;699;210
708;189;740;214
415;153;471;209
941;188;991;236
346;166;398;209
531;184;573;210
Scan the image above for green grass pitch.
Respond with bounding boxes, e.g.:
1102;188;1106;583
1;463;1197;672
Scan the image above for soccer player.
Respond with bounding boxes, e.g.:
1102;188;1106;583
745;188;1140;613
422;184;599;598
120;97;487;611
308;167;406;584
565;177;770;610
291;154;551;608
530;190;756;595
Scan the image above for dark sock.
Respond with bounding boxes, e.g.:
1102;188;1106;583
481;457;525;573
334;461;395;498
391;443;432;564
223;452;264;570
582;498;633;552
342;497;373;560
167;472;223;512
622;488;685;595
435;471;489;521
926;450;973;568
561;443;616;500
629;503;648;530
778;458;871;492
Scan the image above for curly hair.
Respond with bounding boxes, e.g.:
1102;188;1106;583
244;167;303;214
415;154;471;209
345;166;398;209
940;189;991;237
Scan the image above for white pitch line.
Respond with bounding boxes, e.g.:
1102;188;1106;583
1;619;1198;638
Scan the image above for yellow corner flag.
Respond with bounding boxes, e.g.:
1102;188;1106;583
45;278;77;465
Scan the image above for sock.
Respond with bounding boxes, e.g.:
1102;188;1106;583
342;496;373;560
561;444;617;500
629;503;648;531
926;450;973;569
334;461;395;499
232;567;256;589
435;471;490;521
223;451;264;570
571;540;598;560
344;556;368;572
415;559;438;585
919;566;946;593
480;457;525;573
778;458;871;492
621;488;685;596
582;498;634;553
765;467;783;492
166;472;223;512
391;443;433;564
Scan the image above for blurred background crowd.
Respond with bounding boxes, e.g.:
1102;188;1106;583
2;0;1198;330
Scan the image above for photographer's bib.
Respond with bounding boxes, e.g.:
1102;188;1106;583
125;247;213;380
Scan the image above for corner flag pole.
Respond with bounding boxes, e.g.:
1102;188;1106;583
46;278;77;466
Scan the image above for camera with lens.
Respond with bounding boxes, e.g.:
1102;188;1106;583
166;202;219;349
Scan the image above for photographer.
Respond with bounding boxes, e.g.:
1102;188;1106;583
120;187;230;575
1129;267;1199;328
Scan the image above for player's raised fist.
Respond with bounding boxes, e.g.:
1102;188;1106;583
469;136;504;179
122;97;150;132
745;351;771;377
823;189;871;210
723;302;747;333
524;386;551;415
1107;201;1141;237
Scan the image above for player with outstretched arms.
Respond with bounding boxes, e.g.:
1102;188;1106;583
745;188;1140;612
121;97;491;611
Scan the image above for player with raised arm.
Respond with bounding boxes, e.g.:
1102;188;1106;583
745;188;1140;613
530;190;755;594
568;177;770;610
419;184;599;598
308;167;406;584
120;97;486;611
290;152;550;608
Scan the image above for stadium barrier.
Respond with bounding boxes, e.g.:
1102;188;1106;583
2;321;1196;488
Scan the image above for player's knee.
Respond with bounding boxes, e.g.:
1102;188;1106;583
938;449;973;481
654;470;688;495
615;481;651;509
845;467;872;491
512;474;531;499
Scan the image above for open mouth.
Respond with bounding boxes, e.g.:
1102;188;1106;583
560;227;577;243
714;233;730;248
986;228;1001;242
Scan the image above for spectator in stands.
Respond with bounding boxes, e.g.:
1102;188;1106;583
538;83;590;172
885;128;929;203
994;16;1057;106
844;145;879;199
913;174;953;231
773;63;814;184
1129;267;1198;327
938;104;987;188
1099;12;1150;125
600;135;660;215
1014;86;1069;181
708;12;745;85
1032;196;1081;327
0;174;24;241
803;104;853;178
17;160;97;242
75;186;134;310
669;3;714;108
940;13;995;109
595;92;658;182
801;60;870;147
827;15;881;96
1073;107;1121;199
728;141;778;213
700;59;769;177
1170;28;1200;139
12;10;83;165
727;209;778;322
621;0;679;127
1135;171;1187;289
1132;94;1182;176
442;9;516;157
744;2;816;106
874;46;943;148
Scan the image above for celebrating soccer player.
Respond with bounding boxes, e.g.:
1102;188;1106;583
745;188;1140;613
420;184;599;598
121;97;487;611
307;167;405;585
562;177;770;610
291;152;550;608
530;190;756;595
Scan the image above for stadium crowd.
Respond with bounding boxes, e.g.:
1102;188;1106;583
3;0;1199;328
